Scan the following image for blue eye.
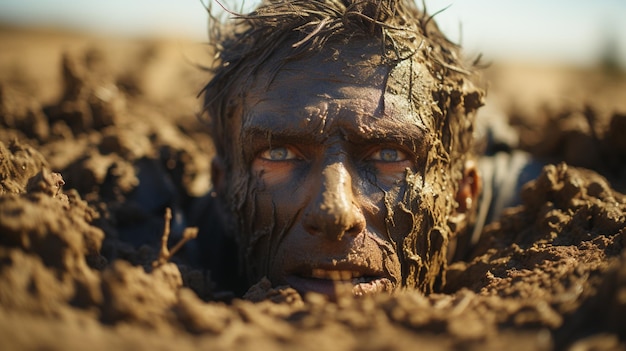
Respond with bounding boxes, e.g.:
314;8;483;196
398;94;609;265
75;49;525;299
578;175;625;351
380;149;398;162
370;148;406;162
260;147;297;161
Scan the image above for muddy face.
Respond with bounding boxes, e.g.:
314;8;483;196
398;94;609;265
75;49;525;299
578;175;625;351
219;40;465;298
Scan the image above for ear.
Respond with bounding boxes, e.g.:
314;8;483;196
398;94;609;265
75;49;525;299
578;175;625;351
447;160;482;262
211;156;226;197
455;160;481;215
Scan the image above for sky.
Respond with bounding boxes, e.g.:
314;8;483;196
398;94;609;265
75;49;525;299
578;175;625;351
0;0;625;67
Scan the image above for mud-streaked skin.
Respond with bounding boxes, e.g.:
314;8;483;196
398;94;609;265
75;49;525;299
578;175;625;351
214;40;479;299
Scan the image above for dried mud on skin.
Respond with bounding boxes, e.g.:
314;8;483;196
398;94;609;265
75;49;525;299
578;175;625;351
1;32;626;351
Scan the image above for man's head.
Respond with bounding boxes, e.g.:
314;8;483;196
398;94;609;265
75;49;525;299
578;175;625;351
203;0;484;298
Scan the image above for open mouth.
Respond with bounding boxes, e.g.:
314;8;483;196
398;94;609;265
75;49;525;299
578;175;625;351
285;268;393;299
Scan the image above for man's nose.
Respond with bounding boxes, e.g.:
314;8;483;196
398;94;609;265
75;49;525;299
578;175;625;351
302;161;366;241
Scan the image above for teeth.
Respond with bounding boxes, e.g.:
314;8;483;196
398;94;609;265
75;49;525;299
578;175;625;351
352;278;393;296
310;269;364;280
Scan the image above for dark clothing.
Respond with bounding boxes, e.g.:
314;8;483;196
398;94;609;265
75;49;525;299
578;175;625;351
471;150;544;246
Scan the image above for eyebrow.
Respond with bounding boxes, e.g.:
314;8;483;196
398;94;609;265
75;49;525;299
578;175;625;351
243;127;323;147
342;117;428;146
241;113;328;145
242;112;429;154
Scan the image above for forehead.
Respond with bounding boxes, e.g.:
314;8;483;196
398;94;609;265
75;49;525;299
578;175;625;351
239;41;434;139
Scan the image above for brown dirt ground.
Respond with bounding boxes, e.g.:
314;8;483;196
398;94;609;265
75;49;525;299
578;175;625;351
1;26;626;351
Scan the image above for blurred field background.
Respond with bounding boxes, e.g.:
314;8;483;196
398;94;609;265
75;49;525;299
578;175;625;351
1;0;625;65
1;0;625;112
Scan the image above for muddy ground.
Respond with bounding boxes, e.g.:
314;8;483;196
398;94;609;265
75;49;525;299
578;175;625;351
1;26;626;351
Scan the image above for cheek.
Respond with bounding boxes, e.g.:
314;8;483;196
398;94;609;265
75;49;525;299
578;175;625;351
355;173;415;247
399;161;459;289
251;159;294;186
243;179;305;278
237;187;275;281
377;186;411;239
